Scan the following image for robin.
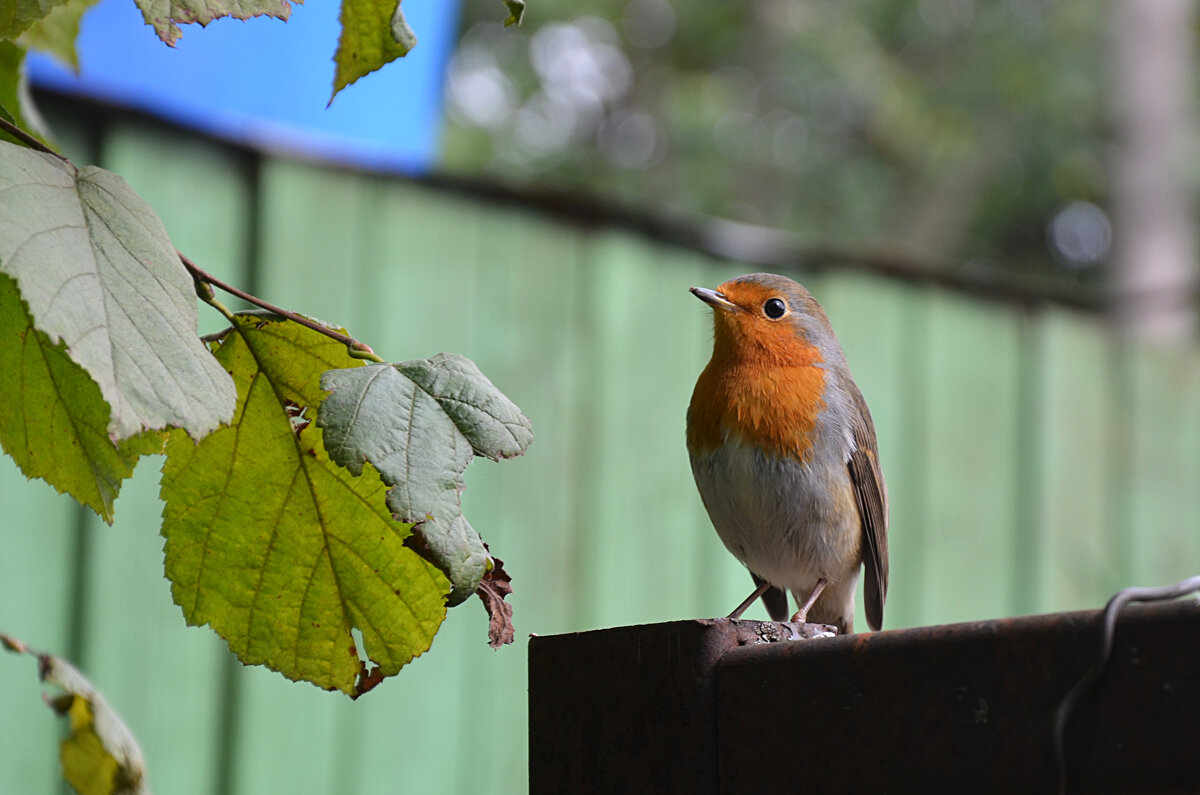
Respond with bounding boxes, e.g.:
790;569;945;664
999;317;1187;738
687;272;888;633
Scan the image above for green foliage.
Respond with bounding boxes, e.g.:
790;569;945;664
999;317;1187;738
0;143;236;441
0;41;22;123
2;634;150;795
330;0;521;101
0;41;38;147
1;0;525;108
0;0;537;785
17;0;97;69
333;0;418;101
162;314;454;695
0;274;164;522
0;0;533;709
0;0;73;40
321;354;534;605
121;0;525;102
502;0;524;27
0;142;235;517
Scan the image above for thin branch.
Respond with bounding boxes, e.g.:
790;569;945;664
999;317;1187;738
178;251;383;362
0;116;70;163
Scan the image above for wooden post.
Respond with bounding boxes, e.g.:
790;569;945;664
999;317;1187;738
529;602;1199;793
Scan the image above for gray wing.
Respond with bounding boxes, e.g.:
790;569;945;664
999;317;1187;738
847;386;889;631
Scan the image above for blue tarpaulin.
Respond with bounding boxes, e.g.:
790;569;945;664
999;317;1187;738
28;0;461;173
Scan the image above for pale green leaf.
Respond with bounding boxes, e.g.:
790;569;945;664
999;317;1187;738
395;353;534;461
161;313;448;695
331;0;416;102
319;353;533;606
132;0;299;46
0;0;70;40
18;0;99;71
0;141;236;442
1;634;151;795
0;273;164;522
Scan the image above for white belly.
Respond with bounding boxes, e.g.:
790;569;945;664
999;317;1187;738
690;435;862;596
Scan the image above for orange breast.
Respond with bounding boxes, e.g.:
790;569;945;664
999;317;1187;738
688;357;826;462
689;279;829;462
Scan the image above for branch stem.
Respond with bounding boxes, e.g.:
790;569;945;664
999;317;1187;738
178;252;383;362
0;117;70;163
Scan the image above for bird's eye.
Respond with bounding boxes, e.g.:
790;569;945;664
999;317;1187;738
763;298;787;319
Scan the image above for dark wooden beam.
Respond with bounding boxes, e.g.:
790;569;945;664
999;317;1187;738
530;602;1200;794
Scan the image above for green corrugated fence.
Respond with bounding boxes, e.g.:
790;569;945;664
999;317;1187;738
1;95;1198;793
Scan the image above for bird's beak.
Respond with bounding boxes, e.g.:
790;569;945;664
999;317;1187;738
690;286;739;312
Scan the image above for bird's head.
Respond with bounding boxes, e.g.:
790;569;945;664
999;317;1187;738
690;273;836;368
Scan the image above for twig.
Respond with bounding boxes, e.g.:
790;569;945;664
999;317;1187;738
0;116;70;163
1052;575;1200;795
178;251;383;362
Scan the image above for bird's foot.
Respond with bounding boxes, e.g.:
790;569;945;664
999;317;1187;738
728;580;773;619
789;578;829;624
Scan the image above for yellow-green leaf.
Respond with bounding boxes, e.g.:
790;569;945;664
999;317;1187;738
1;634;150;795
0;0;72;40
0;273;164;522
18;0;99;71
160;313;449;695
331;0;417;102
0;40;41;148
502;0;524;27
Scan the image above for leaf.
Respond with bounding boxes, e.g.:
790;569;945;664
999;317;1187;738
331;0;417;103
18;0;98;71
1;634;150;795
394;353;534;461
160;313;449;695
0;41;29;145
0;42;19;122
0;0;72;40
132;0;299;47
0;273;164;522
319;353;533;606
477;553;515;648
502;0;524;27
0;142;236;443
0;41;54;149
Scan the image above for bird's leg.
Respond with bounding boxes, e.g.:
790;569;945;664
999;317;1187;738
727;580;773;620
790;578;829;623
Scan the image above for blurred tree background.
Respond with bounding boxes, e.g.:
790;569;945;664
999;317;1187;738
440;0;1200;322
